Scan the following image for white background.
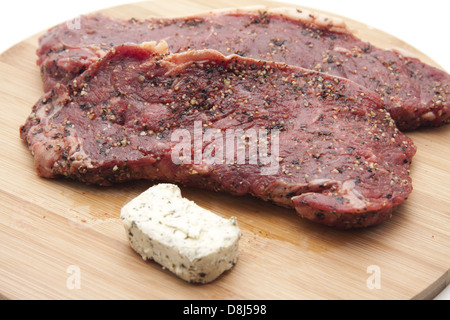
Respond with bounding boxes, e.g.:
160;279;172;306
0;0;448;300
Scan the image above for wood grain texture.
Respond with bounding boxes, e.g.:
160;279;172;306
0;0;449;300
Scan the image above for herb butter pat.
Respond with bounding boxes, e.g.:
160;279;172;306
120;183;241;283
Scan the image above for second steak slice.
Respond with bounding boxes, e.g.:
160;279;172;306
37;7;450;131
21;42;417;229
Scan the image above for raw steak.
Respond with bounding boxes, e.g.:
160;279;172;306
21;42;417;229
36;6;450;131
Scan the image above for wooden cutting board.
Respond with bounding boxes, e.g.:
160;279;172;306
0;0;449;300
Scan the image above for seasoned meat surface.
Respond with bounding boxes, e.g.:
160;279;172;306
21;42;416;228
36;7;450;130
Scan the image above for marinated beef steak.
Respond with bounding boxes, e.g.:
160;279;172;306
21;42;416;229
37;7;450;131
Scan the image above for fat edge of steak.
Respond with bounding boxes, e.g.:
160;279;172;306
36;7;450;131
21;42;417;229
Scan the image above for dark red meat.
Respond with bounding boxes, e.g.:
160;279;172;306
36;7;450;131
21;42;416;229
